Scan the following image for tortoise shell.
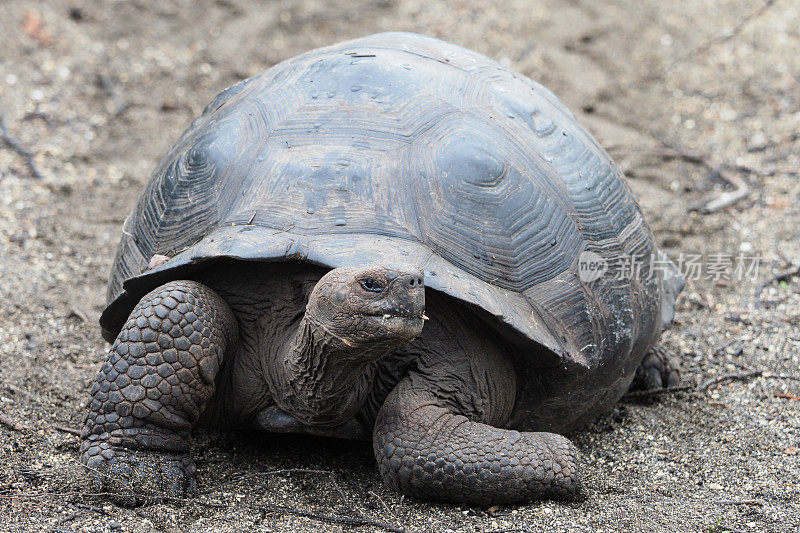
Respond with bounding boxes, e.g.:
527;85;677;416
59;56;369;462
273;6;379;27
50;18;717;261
101;33;682;429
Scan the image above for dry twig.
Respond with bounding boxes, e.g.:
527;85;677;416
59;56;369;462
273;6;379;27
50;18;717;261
715;499;763;507
1;116;44;180
97;74;127;116
622;368;799;400
712;338;741;355
755;265;800;307
67;307;89;323
665;0;778;71
774;394;800;401
204;468;335;493
650;144;749;213
53;424;82;437
621;386;694;401
326;471;355;515
368;490;406;532
71;503;110;516
0;412;24;432
50;512;80;528
263;504;405;533
207;468;403;531
701;370;763;391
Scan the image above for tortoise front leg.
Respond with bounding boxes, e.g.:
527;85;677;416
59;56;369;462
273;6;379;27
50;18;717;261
373;378;581;505
80;280;237;501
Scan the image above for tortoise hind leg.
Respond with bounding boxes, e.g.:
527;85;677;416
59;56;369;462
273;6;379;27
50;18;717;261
80;280;237;502
631;345;681;391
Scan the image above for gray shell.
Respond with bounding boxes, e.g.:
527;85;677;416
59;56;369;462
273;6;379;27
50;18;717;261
101;33;682;428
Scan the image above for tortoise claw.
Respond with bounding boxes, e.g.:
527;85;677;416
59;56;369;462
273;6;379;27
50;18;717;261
632;345;681;391
83;446;196;506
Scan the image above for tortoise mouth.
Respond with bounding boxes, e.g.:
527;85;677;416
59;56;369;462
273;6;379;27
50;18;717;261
363;312;428;320
359;311;426;341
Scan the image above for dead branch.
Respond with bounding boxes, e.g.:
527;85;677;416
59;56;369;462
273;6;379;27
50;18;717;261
205;467;399;528
755;265;800;307
701;370;763;391
368;490;406;532
96;74;128;116
610;139;750;213
71;502;111;516
206;469;405;531
713;338;740;355
666;0;778;72
204;468;337;493
700;183;750;213
650;145;749;213
621;386;694;401
327;471;360;518
0;490;180;502
53;424;82;436
715;499;764;506
48;503;112;531
0;412;24;432
51;511;80;528
622;368;799;401
263;504;405;533
774;394;800;401
67;307;89;323
0;116;44;180
736;162;799;178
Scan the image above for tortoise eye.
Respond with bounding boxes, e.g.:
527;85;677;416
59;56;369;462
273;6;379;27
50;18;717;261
360;277;383;293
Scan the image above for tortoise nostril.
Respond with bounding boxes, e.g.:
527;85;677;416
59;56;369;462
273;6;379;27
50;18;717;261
393;269;424;289
407;276;423;288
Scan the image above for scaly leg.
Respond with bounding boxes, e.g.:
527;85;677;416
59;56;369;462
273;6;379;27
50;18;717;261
372;295;582;505
80;280;237;500
373;378;581;505
631;345;680;391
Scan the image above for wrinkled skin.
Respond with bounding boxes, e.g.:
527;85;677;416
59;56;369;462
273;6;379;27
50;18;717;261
81;262;674;505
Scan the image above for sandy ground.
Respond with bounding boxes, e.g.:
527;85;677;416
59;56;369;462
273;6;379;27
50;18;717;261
1;0;798;531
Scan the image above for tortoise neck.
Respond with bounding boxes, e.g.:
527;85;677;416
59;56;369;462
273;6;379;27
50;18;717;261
265;315;382;427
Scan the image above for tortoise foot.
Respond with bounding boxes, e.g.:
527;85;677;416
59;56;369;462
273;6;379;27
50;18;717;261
631;345;680;390
82;444;196;505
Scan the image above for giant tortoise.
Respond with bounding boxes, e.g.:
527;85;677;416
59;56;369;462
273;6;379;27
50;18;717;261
81;32;683;505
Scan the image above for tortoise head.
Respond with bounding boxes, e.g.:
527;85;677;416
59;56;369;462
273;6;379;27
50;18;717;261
305;265;426;352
